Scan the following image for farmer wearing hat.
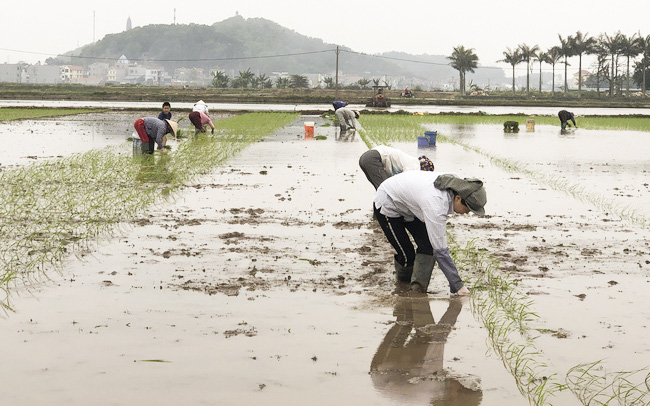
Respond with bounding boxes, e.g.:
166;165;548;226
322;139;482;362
373;171;487;295
335;106;361;132
133;117;178;154
359;145;435;189
193;100;209;116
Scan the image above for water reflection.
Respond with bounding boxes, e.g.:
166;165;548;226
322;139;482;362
135;153;176;185
370;297;482;405
336;128;356;142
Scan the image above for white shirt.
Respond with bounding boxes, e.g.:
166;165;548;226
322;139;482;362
373;145;420;176
374;171;455;250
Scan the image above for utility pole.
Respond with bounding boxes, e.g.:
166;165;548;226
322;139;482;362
174;8;176;25
335;46;339;98
93;11;96;42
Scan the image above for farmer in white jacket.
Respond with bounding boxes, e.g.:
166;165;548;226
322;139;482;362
374;171;487;295
335;107;361;132
359;145;434;189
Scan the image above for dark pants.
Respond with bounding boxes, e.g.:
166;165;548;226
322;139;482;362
134;118;155;154
374;204;433;268
359;149;389;190
189;111;203;130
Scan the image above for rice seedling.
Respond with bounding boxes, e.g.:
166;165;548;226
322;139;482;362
0;112;298;311
566;360;650;405
448;236;566;405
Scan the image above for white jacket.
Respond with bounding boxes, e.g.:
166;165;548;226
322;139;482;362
373;145;420;176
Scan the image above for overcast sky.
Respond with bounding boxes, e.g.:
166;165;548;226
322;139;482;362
2;0;648;77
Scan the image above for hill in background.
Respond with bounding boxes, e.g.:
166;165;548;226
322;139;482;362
52;15;507;89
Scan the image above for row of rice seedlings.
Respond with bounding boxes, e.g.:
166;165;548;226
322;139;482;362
451;235;650;405
448;237;566;405
566;360;650;405
0;112;298;311
360;115;649;226
367;113;650;132
0;108;97;121
440;134;649;228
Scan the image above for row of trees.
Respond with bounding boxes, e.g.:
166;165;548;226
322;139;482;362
212;68;391;90
212;68;310;89
448;30;650;97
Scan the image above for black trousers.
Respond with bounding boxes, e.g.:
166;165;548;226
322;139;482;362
373;204;433;268
359;149;389;190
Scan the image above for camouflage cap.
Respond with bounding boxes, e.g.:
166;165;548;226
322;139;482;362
434;174;487;215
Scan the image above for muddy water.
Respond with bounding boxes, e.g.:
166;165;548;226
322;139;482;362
1;113;649;405
406;122;650;391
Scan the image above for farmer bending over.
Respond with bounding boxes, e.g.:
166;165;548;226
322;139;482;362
373;171;487;295
188;110;215;135
134;117;178;154
558;110;577;130
359;145;434;189
335;107;361;133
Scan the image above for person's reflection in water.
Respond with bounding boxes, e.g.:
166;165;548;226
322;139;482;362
135;153;176;185
370;297;482;405
336;127;356;142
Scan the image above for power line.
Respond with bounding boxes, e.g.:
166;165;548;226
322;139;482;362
0;47;334;63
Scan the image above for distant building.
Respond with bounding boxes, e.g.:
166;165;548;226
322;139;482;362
126;17;132;31
145;67;165;85
0;63;27;83
25;64;61;84
60;65;85;83
124;65;146;84
573;70;591;88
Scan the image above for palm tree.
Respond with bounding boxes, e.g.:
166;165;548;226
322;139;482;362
636;35;650;95
558;34;574;94
536;51;547;93
275;77;290;89
499;47;522;95
619;32;643;95
518;43;539;96
587;37;610;97
211;71;230;88
569;31;596;96
448;45;479;95
323;76;335;89
289;74;309;88
544;47;563;95
602;32;624;96
233;68;255;89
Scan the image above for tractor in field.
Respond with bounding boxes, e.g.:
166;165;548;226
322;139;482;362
366;85;391;108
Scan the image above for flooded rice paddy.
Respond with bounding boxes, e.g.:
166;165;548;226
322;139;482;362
0;109;649;405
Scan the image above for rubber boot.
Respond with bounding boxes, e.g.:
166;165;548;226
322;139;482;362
410;254;435;293
394;257;413;283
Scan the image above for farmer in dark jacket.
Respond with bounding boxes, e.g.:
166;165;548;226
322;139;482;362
558;110;577;130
